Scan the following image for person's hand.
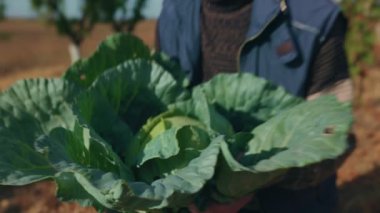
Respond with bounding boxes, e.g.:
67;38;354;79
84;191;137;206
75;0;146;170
188;195;253;213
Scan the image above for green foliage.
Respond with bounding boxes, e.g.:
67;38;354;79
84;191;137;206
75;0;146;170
30;0;148;44
128;0;148;32
0;0;10;42
340;0;380;75
0;34;354;212
31;0;99;45
64;34;150;88
95;0;148;32
0;0;5;20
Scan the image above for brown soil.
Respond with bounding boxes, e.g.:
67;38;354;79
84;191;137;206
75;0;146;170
0;19;379;213
0;19;156;91
337;70;380;213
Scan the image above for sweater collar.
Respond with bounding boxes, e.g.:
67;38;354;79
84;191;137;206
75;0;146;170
203;0;253;12
199;0;283;38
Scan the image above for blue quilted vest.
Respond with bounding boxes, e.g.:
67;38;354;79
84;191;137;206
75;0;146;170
157;0;343;212
157;0;342;97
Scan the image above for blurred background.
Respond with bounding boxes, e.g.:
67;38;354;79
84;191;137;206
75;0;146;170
0;0;379;212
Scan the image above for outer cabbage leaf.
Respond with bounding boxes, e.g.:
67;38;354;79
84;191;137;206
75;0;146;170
196;73;302;131
73;90;134;157
34;124;222;211
215;96;353;198
0;136;55;185
35;125;130;210
152;52;190;88
88;59;189;133
0;79;78;144
169;89;234;137
64;33;151;88
0;78;80;185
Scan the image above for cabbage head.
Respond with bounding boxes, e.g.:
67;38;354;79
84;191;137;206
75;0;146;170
0;34;353;212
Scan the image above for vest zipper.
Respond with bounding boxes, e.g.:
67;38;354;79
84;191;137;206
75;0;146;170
236;0;288;72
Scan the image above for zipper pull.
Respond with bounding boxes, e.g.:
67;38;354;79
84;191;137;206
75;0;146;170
280;0;288;12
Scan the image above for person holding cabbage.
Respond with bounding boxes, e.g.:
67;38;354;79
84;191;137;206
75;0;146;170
156;0;353;212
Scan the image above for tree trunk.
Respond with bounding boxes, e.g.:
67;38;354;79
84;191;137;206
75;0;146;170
68;42;81;64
